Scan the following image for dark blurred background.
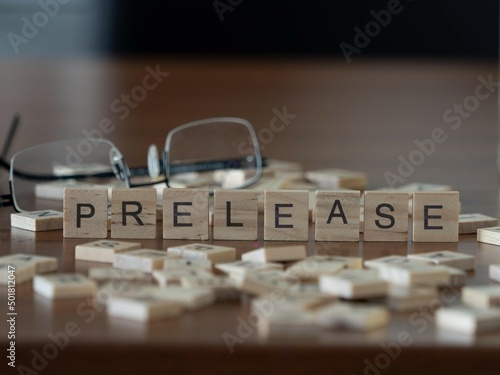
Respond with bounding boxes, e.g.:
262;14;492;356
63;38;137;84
0;0;498;59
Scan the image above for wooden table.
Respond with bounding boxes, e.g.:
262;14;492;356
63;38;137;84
1;58;500;375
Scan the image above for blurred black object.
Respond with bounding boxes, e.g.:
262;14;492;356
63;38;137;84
110;0;498;59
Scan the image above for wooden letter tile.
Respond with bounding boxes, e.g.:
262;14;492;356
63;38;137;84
75;240;141;263
314;191;360;241
113;249;180;273
241;245;306;263
490;264;500;282
64;187;108;238
111;188;157;239
163;189;209;240
363;191;408;242
2;254;58;274
0;259;36;285
213;190;259;240
412;192;459;242
462;285;500;309
264;190;309;241
107;293;183;322
11;210;63;232
319;269;388;299
436;306;500;335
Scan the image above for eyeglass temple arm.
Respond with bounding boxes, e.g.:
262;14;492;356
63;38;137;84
167;157;267;175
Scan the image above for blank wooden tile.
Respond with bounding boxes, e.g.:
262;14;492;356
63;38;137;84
107;293;183;322
167;243;236;263
477;226;500;246
463;285;500;309
412;192;459;242
459;213;498;234
215;260;283;276
2;254;57;274
88;268;146;281
435;306;500;335
257;310;318;337
490;264;500;282
364;255;428;269
11;210;63;232
163;188;209;240
385;285;438;312
408;250;475;271
0;259;36;285
153;269;214;288
99;281;157;302
64;187;108;238
33;273;97;299
111;189;156;239
234;270;292;296
315;191;360;241
75;240;141;263
253;294;332;314
364;192;409;242
213;190;259;240
319;269;388;299
317;302;389;332
305;169;368;190
241;245;306;263
264;190;309;241
113;249;180;273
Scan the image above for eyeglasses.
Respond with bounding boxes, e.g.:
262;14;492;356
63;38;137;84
0;116;263;213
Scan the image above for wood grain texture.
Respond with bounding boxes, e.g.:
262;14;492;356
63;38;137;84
11;210;63;232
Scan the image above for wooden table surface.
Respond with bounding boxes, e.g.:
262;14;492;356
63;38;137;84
1;58;500;375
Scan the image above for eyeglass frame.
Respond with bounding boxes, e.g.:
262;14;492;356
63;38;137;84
0;116;264;213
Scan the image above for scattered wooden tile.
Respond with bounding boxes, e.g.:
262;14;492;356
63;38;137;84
152;286;216;311
163;188;209;240
241;245;306;263
0;260;36;285
111;188;157;239
435;306;500;335
385;285;438;312
364;255;428;269
35;180;95;200
98;281;157;302
64;187;108;238
234;269;292;296
152;269;214;288
264;190;309;241
319;269;388;299
285;257;345;280
377;263;450;287
181;276;240;301
477;226;500;246
438;265;467;287
257;310;318;337
412;192;459;242
75;240;141;263
314;191;360;241
11;210;63;232
163;258;212;271
213;190;259;240
215;260;283;276
253;294;334;314
459;213;498;234
305;169;368;190
167;243;236;264
363;191;409;242
113;249;180;273
408;250;475;271
317;302;389;331
462;285;500;309
107;293;183;322
1;254;57;273
33;273;97;299
490;264;500;282
88;268;146;281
